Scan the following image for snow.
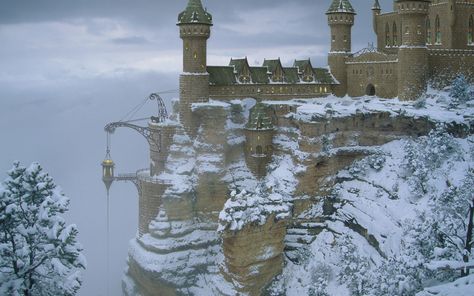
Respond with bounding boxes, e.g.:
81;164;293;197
417;274;474;296
259;87;474;127
217;188;290;233
191;100;231;111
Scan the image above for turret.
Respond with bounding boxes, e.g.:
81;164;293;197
396;0;430;100
244;103;274;178
177;0;213;135
372;0;381;34
327;0;356;97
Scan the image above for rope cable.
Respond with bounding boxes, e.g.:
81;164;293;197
106;191;110;296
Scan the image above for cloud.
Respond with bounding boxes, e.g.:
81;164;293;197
110;35;151;45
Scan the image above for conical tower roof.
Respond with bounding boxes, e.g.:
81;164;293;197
326;0;356;14
372;0;381;10
246;102;273;130
178;0;213;26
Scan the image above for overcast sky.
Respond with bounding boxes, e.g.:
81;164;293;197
0;1;393;295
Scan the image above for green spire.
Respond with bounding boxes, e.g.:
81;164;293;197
372;0;381;10
177;0;213;26
246;103;273;130
326;0;356;14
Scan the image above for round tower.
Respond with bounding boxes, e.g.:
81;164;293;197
177;0;212;134
396;0;430;100
327;0;356;97
244;103;275;178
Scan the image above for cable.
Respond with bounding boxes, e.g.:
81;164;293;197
106;191;110;296
119;97;149;122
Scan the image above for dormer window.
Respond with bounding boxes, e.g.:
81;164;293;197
239;75;250;83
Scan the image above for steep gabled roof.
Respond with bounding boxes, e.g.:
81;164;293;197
294;59;314;74
326;0;356;14
207;66;236;86
262;59;283;74
283;67;299;84
250;67;270;84
246;102;274;130
313;68;338;84
178;0;213;26
229;58;250;75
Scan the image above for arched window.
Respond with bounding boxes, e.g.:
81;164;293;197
385;23;391;46
393;22;398;46
469;15;473;45
426;18;431;44
256;145;263;155
435;15;441;44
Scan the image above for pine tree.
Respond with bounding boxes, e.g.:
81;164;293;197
449;74;471;106
0;162;86;296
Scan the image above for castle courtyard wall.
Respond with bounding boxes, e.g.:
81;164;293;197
346;61;398;98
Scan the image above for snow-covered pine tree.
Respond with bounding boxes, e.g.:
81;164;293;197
0;162;86;296
449;75;471;106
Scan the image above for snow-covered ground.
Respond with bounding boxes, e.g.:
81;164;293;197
268;131;474;296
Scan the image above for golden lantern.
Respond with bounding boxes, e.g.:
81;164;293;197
102;156;115;192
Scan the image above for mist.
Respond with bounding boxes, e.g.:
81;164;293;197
0;0;393;295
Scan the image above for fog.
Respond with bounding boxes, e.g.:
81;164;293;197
0;0;392;295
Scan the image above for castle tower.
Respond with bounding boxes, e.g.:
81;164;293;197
372;0;381;34
396;0;430;100
244;103;275;178
177;0;212;134
327;0;356;97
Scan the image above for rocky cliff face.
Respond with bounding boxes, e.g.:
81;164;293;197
123;92;473;296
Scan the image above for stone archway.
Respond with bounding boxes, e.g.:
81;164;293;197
366;84;376;96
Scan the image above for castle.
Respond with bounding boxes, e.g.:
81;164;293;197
178;0;473;109
115;1;474;295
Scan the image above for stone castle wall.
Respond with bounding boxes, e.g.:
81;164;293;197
429;50;474;87
209;83;332;100
138;180;169;236
346;61;398;98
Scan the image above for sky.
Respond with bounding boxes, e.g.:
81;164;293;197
0;0;393;295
